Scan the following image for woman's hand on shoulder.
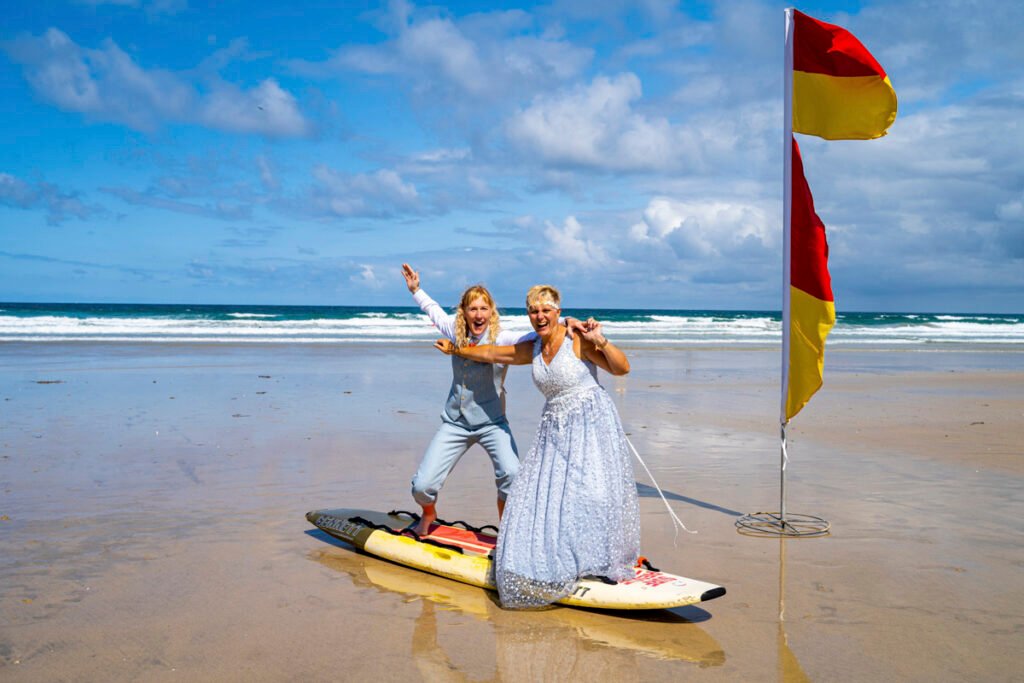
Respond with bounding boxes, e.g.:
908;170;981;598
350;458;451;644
435;338;456;355
580;320;608;349
580;320;629;375
564;316;598;339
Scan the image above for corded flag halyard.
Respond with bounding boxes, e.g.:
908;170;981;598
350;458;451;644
736;8;898;536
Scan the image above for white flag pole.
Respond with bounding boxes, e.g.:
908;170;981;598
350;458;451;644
779;7;795;528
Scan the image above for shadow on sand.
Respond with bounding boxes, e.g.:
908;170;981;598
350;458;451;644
635;482;743;517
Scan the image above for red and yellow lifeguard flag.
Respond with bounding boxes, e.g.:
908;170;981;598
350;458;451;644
786;137;835;420
792;9;897;140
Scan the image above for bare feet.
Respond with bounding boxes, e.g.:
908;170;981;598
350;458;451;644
414;504;436;536
497;497;505;521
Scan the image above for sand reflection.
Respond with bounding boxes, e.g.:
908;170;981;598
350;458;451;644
777;538;811;683
310;546;725;678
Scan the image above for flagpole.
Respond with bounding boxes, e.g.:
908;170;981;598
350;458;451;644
742;5;895;539
780;7;795;530
735;7;829;539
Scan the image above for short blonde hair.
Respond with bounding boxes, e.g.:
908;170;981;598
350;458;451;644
453;285;500;348
525;284;561;310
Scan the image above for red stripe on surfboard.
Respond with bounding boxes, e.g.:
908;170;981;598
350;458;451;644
422;524;496;554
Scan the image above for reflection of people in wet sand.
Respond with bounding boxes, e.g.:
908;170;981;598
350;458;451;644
310;549;726;675
436;284;641;609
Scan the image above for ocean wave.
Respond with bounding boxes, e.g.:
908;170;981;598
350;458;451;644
1;308;1021;345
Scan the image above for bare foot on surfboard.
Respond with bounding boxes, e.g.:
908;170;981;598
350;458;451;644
414;505;436;536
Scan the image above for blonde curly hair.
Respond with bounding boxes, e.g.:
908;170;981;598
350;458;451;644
453;285;500;349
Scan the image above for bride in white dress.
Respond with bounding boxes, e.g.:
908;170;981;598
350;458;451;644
435;285;641;609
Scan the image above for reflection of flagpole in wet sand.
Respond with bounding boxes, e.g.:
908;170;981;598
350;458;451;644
777;538;811;683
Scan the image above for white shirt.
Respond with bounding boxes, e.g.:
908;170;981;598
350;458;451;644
412;289;537;346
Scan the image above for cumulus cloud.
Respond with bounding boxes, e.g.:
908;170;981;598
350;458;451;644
629;196;775;260
543;216;612;268
997;194;1024;222
350;263;385;289
290;1;591;105
3;28;310;136
797;87;1024;272
198;78;309;137
311;166;422;218
0;172;94;224
855;1;1024;106
506;73;736;173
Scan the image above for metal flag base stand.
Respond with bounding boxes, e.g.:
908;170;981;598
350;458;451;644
736;511;830;538
737;423;831;538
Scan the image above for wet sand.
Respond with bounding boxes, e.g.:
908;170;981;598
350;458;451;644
1;342;1021;681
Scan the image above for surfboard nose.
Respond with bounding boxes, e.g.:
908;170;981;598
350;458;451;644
701;586;727;602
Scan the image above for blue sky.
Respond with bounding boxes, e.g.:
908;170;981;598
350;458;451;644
1;0;1021;311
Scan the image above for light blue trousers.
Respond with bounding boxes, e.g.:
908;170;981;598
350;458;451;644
411;419;520;506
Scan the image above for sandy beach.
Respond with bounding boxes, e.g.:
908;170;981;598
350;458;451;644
1;341;1021;681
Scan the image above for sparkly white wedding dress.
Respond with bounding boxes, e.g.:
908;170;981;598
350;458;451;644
494;336;641;609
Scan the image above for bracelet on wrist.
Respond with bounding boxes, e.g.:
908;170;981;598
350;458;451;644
595;336;610;350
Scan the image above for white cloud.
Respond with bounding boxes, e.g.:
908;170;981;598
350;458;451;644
507;73;686;171
629;196;775;260
312;166;421;218
543;216;611;268
396;16;488;95
0;172;94;224
199;78;309;137
798;89;1024;268
855;1;1024;106
291;2;591;105
4;29;310;137
350;263;384;289
997;195;1024;222
413;148;471;164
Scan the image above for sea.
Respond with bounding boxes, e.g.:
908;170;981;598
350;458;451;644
1;302;1021;347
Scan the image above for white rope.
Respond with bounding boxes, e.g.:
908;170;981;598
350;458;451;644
625;435;697;542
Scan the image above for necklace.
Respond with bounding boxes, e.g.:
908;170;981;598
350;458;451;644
541;327;565;364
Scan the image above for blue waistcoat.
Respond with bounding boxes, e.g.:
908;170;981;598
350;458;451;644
443;354;509;427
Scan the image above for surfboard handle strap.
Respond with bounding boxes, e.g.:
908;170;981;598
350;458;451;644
387;510;499;536
636;556;660;572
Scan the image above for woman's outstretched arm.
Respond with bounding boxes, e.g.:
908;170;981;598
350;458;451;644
435;339;533;365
